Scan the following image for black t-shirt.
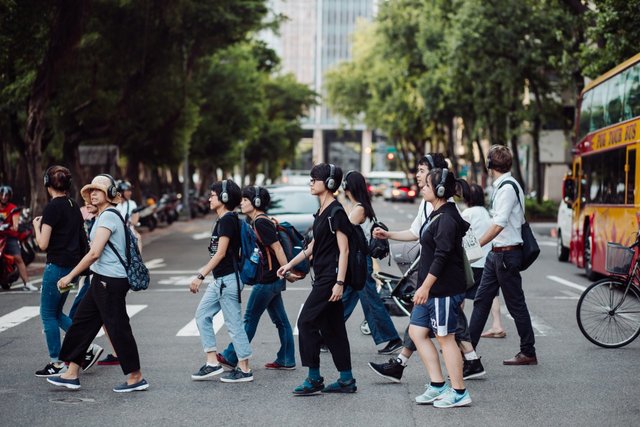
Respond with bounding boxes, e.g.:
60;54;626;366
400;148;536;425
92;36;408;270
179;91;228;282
208;212;241;278
42;197;86;267
253;215;280;283
311;200;351;284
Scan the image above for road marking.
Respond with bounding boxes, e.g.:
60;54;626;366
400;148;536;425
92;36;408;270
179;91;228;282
192;232;210;240
538;241;556;247
547;275;587;292
145;258;166;269
407;214;414;219
0;306;40;333
177;312;224;336
293;304;304;336
96;305;147;337
158;276;198;286
503;310;552;336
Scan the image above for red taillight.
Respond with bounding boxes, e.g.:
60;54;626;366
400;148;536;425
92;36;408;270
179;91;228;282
408;190;416;197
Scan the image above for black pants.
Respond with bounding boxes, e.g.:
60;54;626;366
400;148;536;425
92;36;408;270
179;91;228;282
454;267;484;343
298;282;352;371
469;249;536;356
59;273;141;375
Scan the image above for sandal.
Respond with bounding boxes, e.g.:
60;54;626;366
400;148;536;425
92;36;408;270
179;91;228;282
481;330;507;338
292;377;324;396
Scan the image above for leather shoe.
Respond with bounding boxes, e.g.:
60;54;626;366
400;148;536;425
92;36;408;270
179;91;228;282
503;352;537;365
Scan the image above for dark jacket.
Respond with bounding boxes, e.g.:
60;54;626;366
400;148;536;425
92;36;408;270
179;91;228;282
418;202;469;297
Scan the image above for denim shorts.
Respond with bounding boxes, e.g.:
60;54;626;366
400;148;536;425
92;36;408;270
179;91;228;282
410;293;465;336
3;238;20;255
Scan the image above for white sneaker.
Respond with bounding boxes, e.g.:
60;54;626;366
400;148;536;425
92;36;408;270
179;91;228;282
415;384;450;404
81;344;104;371
22;283;39;291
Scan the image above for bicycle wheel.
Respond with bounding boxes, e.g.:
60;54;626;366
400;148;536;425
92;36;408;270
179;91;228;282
576;278;640;348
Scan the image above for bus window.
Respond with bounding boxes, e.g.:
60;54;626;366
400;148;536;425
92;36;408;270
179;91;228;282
583;148;627;204
590;81;607;131
579;90;592;138
624;62;640;119
606;74;624;125
627;149;636;205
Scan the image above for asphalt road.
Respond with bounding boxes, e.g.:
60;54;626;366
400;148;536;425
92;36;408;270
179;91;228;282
1;198;638;426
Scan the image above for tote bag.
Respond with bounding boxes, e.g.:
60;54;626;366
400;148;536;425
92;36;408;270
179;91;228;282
462;228;483;263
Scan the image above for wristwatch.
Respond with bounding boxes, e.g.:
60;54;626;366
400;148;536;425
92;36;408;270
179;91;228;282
197;273;205;280
335;280;345;286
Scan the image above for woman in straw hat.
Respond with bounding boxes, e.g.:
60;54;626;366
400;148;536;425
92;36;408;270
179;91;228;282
45;174;149;393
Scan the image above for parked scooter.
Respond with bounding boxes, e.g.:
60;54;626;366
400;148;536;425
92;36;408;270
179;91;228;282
134;203;158;231
0;223;20;290
17;207;36;265
156;193;179;225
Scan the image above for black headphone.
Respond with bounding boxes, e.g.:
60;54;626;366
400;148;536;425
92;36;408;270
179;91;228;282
342;170;354;191
98;174;118;199
425;154;435;170
487;150;494;170
43;166;52;187
220;180;229;203
252;185;261;208
325;164;337;191
44;166;72;191
435;168;449;198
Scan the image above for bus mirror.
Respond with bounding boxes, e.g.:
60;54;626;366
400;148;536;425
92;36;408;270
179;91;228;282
562;178;576;206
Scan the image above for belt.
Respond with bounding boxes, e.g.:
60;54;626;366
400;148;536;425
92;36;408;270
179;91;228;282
492;245;522;253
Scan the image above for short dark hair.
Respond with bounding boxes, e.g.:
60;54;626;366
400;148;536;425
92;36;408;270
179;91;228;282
209;179;241;210
418;153;447;170
242;185;271;211
468;184;485;207
487;145;512;173
310;163;343;191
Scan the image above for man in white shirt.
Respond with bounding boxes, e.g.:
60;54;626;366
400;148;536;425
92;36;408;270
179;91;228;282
469;145;537;365
116;180;142;252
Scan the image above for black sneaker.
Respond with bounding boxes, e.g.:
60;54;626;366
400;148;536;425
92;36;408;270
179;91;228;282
191;364;224;381
81;344;104;371
220;367;254;383
368;358;405;383
377;338;403;355
35;362;67;378
463;358;486;380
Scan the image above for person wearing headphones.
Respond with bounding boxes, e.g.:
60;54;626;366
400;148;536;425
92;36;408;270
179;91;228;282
190;180;254;383
409;167;472;408
0;185;34;290
47;174;148;392
278;163;356;395
115;180;141;252
32;166;95;377
217;185;296;371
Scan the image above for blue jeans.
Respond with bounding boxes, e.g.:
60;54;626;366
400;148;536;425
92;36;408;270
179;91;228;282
40;264;73;362
195;273;252;361
342;257;400;345
69;275;91;320
222;279;295;366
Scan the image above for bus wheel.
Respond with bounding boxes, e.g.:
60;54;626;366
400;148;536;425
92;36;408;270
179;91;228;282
584;225;598;280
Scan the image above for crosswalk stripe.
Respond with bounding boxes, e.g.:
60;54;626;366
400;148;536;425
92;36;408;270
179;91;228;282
293;304;304;336
96;305;147;337
0;306;40;333
176;312;225;337
547;275;587;292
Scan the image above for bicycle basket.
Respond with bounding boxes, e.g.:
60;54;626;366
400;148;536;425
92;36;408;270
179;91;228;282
605;242;634;275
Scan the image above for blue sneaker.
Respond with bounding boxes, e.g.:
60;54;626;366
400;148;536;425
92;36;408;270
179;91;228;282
191;364;224;381
113;378;149;393
433;388;472;408
415;384;450;404
46;376;81;390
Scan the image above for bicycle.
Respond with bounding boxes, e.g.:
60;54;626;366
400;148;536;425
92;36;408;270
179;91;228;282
576;232;640;348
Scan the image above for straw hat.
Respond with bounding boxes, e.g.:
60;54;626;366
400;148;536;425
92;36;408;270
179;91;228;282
80;175;122;204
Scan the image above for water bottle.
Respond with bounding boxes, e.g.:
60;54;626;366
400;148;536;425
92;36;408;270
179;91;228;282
250;247;260;264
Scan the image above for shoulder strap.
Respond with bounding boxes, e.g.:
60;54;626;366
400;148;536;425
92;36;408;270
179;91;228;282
104;208;131;269
497;180;526;224
419;213;443;238
328;204;345;235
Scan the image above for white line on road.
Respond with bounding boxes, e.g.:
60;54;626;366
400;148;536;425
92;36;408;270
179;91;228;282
96;305;147;337
176;312;224;336
538;241;556;247
0;306;40;333
547;275;587;292
192;232;210;240
145;258;166;269
293;304;304;336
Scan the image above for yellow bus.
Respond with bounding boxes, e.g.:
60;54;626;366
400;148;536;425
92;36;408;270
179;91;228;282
563;52;640;279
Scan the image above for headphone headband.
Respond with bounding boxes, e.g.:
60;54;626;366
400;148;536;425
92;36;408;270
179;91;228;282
425;154;435;170
98;174;118;199
325;164;337;191
220;180;229;203
435;168;449;198
342;170;355;191
253;185;262;208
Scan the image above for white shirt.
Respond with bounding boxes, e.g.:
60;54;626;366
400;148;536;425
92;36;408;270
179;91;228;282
410;200;433;238
490;172;524;247
116;199;138;225
461;206;492;268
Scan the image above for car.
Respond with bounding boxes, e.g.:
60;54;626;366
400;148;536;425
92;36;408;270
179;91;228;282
366;171;409;198
266;185;319;238
383;179;417;203
556;200;572;262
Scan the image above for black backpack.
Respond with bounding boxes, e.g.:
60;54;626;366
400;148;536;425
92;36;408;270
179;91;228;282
328;205;368;290
368;218;389;259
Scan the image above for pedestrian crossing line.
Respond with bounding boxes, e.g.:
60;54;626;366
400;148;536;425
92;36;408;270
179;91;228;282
96;305;147;337
547;275;587;292
293;303;304;336
0;306;40;333
176;312;225;337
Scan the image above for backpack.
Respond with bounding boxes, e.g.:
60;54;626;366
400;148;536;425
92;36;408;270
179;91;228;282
328;205;368;290
235;215;268;286
368;218;390;260
105;209;150;291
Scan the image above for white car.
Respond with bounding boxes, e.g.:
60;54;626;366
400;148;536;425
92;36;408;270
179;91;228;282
556;201;572;262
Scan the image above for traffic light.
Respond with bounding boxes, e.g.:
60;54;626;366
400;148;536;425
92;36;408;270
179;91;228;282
387;153;395;160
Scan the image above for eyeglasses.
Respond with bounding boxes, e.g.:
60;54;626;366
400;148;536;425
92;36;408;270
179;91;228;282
309;178;318;185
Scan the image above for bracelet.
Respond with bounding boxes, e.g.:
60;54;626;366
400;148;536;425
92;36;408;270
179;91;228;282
335;280;344;286
197;273;205;280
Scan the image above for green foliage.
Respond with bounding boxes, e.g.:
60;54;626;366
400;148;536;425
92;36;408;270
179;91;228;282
525;197;559;221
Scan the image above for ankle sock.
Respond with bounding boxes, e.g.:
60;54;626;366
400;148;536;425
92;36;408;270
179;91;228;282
454;388;466;395
339;370;353;382
431;381;445;388
397;354;409;366
308;367;321;381
464;351;479;361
